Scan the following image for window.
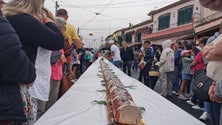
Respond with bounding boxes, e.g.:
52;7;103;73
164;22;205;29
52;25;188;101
177;5;193;26
158;13;170;31
125;34;132;42
136;32;141;42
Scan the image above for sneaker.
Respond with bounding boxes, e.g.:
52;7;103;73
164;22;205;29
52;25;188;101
184;93;190;98
199;112;210;121
186;100;195;106
178;94;188;100
71;79;76;84
192;105;204;111
172;91;179;95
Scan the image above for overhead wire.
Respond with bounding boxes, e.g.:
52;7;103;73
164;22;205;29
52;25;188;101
60;0;116;28
80;0;115;28
63;0;163;7
59;0;174;22
61;1;175;8
58;0;177;44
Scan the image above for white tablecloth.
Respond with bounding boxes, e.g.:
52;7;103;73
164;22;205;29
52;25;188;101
35;58;205;125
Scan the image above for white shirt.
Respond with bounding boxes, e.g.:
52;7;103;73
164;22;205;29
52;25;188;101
29;47;51;101
206;34;222;81
110;44;121;61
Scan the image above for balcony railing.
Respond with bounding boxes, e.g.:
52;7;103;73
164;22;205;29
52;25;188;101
142;23;193;40
194;12;222;27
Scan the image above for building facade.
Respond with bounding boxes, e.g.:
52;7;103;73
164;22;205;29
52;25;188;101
107;0;222;46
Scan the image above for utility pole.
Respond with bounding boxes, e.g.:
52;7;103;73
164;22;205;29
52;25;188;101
55;1;59;15
77;27;80;36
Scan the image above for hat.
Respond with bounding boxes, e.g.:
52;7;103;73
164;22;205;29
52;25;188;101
181;50;191;56
108;39;114;44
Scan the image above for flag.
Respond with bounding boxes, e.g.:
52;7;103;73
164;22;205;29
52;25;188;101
129;23;133;29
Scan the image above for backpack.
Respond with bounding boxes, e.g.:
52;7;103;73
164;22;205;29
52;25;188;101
84;52;91;61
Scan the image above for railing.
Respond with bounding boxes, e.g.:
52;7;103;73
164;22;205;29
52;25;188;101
141;23;193;40
194;12;222;27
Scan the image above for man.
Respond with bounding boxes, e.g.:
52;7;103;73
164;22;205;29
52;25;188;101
56;9;81;87
171;41;183;95
120;41;134;76
56;9;82;48
138;41;154;87
108;39;121;68
0;1;36;124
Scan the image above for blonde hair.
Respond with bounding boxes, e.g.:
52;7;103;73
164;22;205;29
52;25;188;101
2;0;44;18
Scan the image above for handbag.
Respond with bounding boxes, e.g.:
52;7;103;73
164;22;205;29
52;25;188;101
192;70;214;102
149;62;160;77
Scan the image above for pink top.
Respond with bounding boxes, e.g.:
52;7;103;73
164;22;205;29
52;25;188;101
51;50;64;80
191;52;206;74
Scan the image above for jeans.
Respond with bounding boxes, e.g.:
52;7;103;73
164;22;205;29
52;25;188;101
204;101;210;112
209;102;221;125
113;61;121;68
139;63;151;88
122;61;132;76
190;75;204;107
172;65;181;92
133;60;139;71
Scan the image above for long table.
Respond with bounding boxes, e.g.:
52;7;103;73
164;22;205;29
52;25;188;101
35;58;205;125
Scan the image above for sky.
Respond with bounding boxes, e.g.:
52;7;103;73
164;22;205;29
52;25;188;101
44;0;182;48
6;0;180;48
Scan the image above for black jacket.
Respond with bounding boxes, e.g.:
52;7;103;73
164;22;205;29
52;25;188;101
120;47;134;62
7;14;64;64
0;12;36;121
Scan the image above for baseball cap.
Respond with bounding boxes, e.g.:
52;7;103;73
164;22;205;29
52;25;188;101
181;50;191;56
108;39;114;44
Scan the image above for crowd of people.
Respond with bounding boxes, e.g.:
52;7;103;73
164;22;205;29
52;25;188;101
105;11;222;125
1;0;222;125
106;33;220;125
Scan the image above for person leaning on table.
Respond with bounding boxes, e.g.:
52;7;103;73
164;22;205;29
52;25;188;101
198;0;222;125
0;1;36;124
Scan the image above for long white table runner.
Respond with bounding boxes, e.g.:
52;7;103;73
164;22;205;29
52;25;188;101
35;58;205;125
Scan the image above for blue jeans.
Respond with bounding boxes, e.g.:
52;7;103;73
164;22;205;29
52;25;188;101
172;65;181;92
113;61;121;68
204;101;210;112
209;102;221;125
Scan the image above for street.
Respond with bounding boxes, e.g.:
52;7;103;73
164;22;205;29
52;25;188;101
128;68;211;125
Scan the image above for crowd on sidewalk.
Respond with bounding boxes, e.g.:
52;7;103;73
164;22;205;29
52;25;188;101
105;26;222;125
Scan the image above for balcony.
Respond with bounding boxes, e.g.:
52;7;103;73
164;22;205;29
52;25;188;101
194;12;222;27
142;23;193;40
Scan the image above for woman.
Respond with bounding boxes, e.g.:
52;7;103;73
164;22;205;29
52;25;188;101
46;17;67;111
189;37;207;111
3;0;64;123
178;49;193;100
0;6;36;125
154;39;174;97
